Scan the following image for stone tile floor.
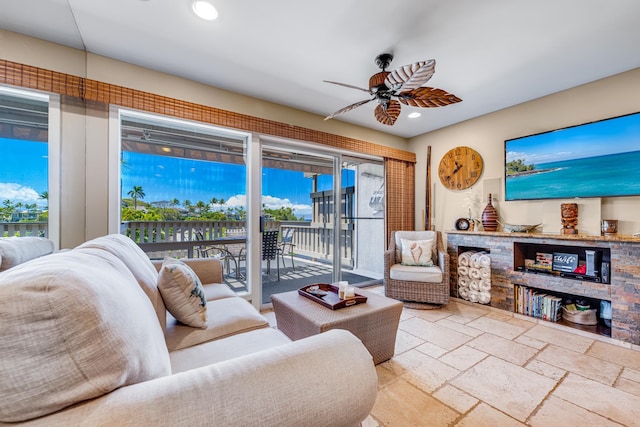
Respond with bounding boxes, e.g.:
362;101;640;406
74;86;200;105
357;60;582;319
265;285;640;426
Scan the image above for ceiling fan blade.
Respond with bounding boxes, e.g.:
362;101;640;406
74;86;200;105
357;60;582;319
374;99;401;126
323;80;372;93
324;98;374;120
384;59;435;92
398;87;462;108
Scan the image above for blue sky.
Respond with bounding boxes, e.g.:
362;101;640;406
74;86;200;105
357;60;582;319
0;138;352;218
0;138;48;206
121;150;352;218
505;112;640;165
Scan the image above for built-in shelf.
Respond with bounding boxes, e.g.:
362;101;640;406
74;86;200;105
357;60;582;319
446;231;640;346
514;283;611;337
514;241;611;284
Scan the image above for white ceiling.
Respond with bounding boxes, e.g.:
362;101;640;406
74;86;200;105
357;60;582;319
1;0;639;138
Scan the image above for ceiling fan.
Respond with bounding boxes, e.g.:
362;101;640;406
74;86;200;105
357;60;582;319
324;53;461;126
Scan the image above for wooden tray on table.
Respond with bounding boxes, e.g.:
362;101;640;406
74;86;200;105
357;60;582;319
298;283;367;310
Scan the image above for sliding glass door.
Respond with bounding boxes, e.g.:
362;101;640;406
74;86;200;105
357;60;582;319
258;142;384;307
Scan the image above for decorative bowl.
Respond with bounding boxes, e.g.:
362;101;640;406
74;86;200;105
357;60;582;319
498;222;541;233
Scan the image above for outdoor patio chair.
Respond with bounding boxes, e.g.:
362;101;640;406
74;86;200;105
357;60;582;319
224;228;246;278
194;230;244;279
262;230;280;281
277;227;296;270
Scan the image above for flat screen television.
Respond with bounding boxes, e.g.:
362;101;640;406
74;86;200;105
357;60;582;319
504;111;640;201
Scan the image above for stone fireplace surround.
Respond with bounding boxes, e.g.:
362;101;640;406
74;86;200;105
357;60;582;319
446;230;640;346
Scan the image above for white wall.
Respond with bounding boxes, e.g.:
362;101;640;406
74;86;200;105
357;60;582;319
409;67;640;238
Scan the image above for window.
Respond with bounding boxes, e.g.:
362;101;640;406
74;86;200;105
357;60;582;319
0;86;53;239
115;110;249;262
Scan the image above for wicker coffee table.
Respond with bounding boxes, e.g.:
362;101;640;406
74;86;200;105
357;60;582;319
271;288;403;365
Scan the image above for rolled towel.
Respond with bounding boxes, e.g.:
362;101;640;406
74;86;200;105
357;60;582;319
457;266;469;276
479;279;491;292
459;277;469;288
480;267;491;279
469;280;480;291
458;251;473;267
478;291;491;304
470;253;481;269
469;268;481;279
468;289;479;303
479;253;491;267
458;286;470;300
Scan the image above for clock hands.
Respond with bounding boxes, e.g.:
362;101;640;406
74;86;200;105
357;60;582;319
453;161;463;174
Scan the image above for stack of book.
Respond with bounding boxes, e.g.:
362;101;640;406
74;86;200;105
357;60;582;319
514;284;562;322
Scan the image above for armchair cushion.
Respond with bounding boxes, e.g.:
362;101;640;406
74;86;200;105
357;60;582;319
389;263;443;283
400;238;434;266
158;257;208;329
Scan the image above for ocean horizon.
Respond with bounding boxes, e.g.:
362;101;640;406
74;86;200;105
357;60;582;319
505;150;640;200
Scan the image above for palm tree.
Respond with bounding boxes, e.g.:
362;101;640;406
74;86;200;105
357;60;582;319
210;197;218;210
38;191;49;210
127;186;145;210
171;198;180;207
195;201;206;216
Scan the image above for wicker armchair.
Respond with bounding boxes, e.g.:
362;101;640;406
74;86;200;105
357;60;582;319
384;230;450;305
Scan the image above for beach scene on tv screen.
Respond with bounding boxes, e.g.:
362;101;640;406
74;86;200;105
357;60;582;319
505;112;640;200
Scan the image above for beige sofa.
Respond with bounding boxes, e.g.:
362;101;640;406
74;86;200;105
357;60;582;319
0;234;377;426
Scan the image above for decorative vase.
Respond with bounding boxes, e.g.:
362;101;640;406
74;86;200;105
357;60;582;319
481;193;498;231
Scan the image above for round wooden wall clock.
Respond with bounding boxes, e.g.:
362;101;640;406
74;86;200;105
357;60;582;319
438;146;484;190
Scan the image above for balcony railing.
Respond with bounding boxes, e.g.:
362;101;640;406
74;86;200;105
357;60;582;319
122;220;354;266
1;222;48;238
0;220;354;267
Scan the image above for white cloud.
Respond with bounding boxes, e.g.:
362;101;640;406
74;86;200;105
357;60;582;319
222;194;311;216
0;183;44;205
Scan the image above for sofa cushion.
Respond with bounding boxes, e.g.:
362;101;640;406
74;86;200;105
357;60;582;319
400;238;434;267
203;282;238;300
78;234;166;330
165;297;269;351
169;328;291;374
389;263;443;283
0;236;54;271
0;249;171;422
158;257;208;329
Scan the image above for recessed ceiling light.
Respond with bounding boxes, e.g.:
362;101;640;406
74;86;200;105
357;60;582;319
192;1;218;20
408;112;421;119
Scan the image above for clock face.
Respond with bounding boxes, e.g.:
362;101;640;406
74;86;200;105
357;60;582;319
455;218;470;231
438;146;484;190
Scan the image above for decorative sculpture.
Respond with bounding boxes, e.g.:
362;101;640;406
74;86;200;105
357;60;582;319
561;203;578;234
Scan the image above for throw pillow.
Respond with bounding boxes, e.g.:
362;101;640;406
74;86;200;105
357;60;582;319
158;257;208;329
400;238;434;267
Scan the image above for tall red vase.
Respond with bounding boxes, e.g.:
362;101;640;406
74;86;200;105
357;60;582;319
482;193;498;231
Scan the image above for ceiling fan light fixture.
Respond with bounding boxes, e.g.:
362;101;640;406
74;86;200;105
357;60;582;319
192;1;218;20
408;112;421;119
